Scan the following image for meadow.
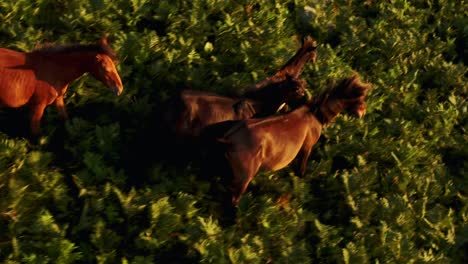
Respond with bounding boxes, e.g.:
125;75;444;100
0;1;466;263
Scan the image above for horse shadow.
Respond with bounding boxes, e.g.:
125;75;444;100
0;107;32;140
0;104;72;145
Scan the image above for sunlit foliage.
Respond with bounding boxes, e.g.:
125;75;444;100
0;0;466;263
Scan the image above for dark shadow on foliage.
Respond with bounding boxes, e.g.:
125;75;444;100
307;177;353;226
331;155;353;171
0;107;32;140
152;242;200;264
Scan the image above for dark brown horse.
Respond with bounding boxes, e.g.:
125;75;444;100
0;36;123;137
165;75;307;140
162;37;317;140
206;74;370;206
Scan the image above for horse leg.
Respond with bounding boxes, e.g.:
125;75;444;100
227;153;261;206
29;102;47;139
55;96;68;121
28;86;58;139
293;135;317;177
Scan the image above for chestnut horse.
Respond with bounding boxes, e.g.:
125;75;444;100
206;74;370;205
162;37;317;140
0;36;123;137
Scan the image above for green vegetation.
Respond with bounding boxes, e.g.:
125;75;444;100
0;0;466;263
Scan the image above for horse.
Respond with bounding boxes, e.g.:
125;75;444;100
161;37;317;141
123;38;315;183
164;75;307;141
204;74;370;206
0;36;123;138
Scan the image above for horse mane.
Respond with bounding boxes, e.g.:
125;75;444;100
314;74;369;103
277;37;317;73
32;42;118;61
310;74;370;125
250;36;317;90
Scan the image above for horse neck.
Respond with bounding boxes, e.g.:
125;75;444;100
311;95;344;126
278;47;315;79
30;51;96;85
253;43;315;89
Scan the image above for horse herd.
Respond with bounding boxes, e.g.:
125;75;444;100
0;36;370;209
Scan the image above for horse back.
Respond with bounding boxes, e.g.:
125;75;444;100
0;48;27;67
181;90;241;127
0;48;36;107
222;107;317;171
161;90;235;137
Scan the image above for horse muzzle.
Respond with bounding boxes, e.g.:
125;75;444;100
108;73;123;96
114;85;123;96
356;108;366;118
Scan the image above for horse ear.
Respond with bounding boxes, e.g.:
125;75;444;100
302;36;317;50
99;35;109;46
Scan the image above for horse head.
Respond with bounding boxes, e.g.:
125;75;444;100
336;74;370;118
313;73;370;125
88;36;123;96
